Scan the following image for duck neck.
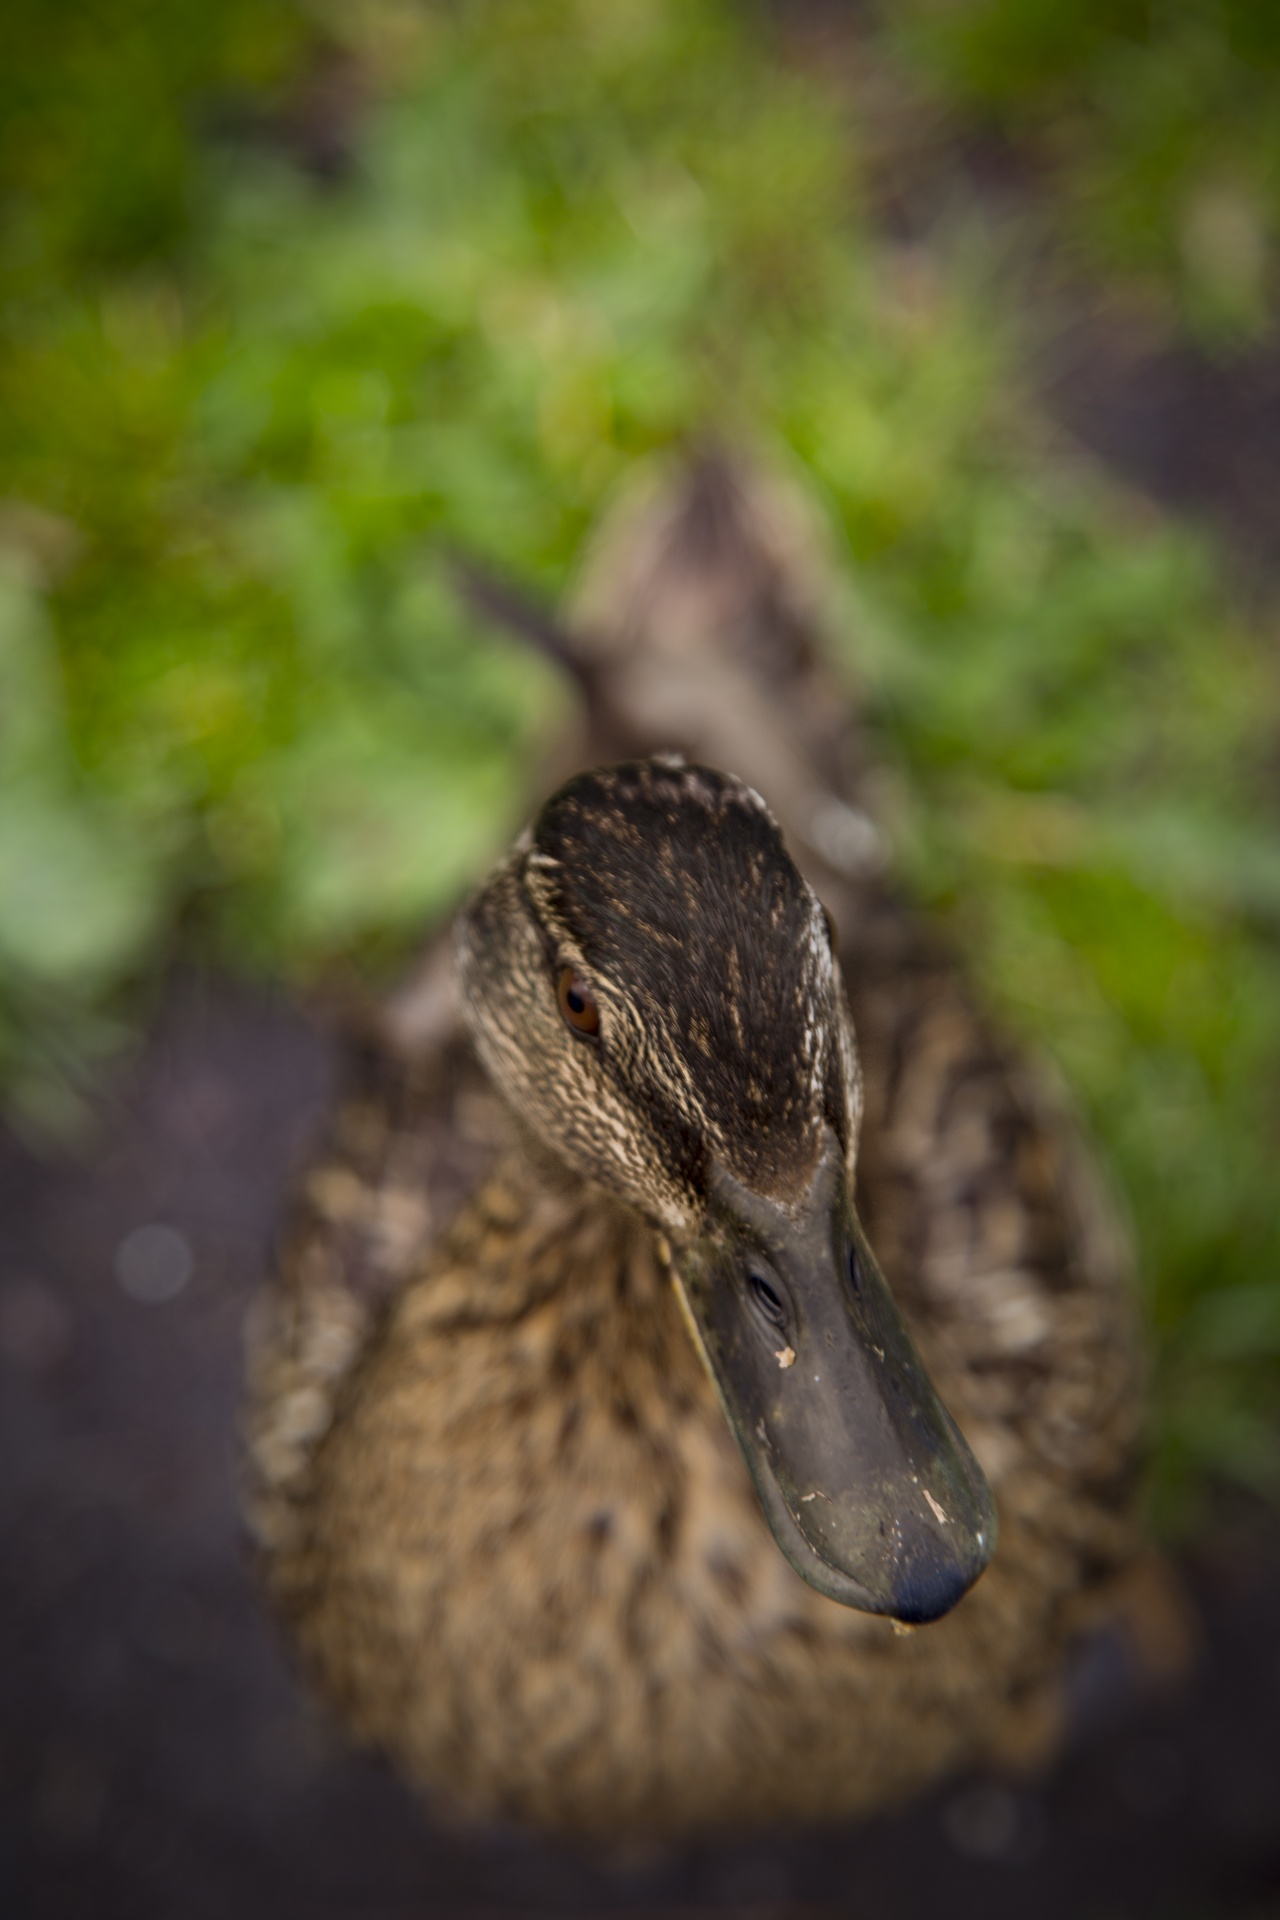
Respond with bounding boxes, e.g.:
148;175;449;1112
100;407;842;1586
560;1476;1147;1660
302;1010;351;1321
458;1118;668;1320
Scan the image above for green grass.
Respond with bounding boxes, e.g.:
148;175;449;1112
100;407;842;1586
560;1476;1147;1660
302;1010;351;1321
885;0;1280;345
2;0;1278;1523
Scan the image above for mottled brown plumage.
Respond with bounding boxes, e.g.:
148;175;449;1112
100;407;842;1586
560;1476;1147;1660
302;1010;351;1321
242;455;1143;1838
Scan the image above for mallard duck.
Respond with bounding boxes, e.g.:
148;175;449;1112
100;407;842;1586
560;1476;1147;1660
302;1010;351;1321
242;456;1142;1839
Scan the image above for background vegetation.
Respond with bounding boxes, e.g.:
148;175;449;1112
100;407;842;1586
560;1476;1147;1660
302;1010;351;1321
2;0;1278;1525
889;0;1280;345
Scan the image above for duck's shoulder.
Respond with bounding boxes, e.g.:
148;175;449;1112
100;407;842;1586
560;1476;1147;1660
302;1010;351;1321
844;882;1142;1596
241;987;506;1555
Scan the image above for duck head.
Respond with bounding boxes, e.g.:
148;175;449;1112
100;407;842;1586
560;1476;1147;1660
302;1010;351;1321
455;758;996;1624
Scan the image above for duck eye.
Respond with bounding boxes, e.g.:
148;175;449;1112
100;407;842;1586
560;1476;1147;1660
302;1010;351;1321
557;966;600;1037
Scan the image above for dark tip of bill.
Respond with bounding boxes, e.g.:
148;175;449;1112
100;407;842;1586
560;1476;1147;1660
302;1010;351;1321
888;1549;983;1626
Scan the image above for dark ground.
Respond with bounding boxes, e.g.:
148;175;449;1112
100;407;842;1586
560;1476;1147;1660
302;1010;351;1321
2;970;1279;1920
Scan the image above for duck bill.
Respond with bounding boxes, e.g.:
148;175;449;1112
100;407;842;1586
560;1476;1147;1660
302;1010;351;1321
673;1132;997;1624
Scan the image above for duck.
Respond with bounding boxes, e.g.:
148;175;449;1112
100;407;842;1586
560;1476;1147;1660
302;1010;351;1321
241;453;1143;1839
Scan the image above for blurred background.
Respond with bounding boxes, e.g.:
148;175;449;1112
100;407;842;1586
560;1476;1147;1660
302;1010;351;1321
2;2;1280;1915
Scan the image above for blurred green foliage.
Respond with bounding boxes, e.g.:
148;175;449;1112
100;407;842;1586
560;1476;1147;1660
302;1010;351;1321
1;0;1278;1521
888;0;1280;344
0;0;307;282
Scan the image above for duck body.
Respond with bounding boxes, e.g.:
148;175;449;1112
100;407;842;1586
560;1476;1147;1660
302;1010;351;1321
243;459;1141;1838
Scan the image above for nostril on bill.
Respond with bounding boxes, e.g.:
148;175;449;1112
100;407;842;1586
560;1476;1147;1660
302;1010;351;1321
749;1271;787;1328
